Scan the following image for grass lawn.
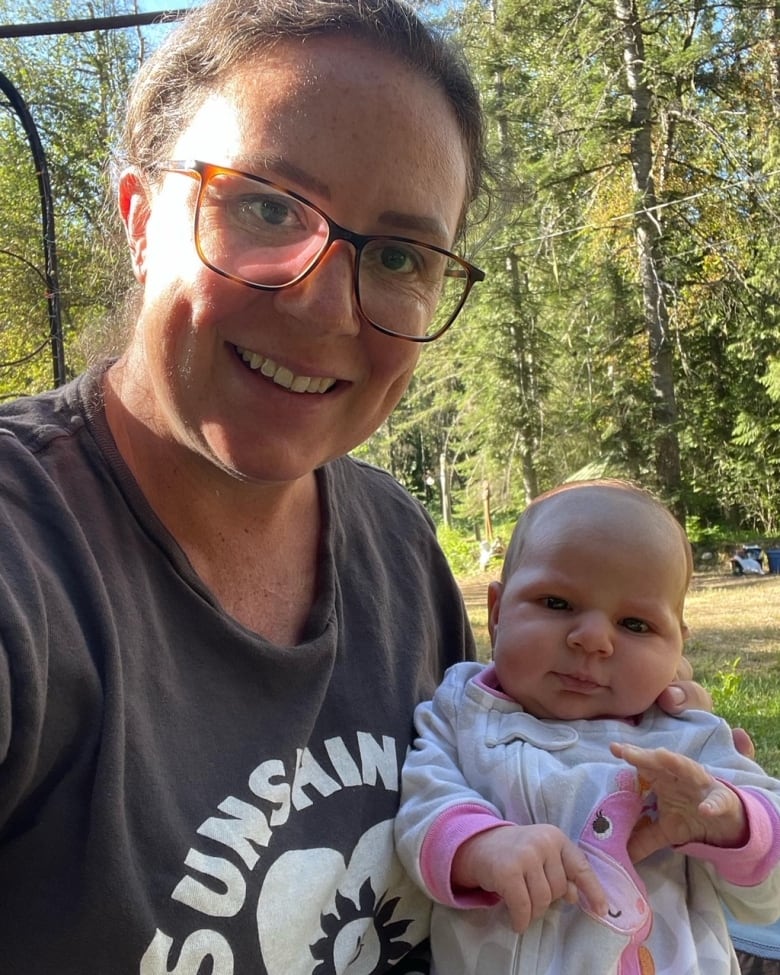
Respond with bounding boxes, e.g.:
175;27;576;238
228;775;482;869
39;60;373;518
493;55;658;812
457;571;780;777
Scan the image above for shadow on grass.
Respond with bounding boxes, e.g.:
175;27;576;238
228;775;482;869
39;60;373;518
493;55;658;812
689;630;780;654
691;573;780;591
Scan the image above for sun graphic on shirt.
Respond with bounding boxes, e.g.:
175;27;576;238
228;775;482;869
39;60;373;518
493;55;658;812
309;877;413;974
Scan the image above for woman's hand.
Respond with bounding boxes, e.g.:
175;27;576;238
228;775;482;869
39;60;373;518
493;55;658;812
655;656;712;714
654;657;755;759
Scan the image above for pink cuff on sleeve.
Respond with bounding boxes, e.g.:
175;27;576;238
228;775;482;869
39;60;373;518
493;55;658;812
420;803;514;908
679;787;780;885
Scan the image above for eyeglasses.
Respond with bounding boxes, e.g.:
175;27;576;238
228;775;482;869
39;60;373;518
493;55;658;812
158;160;485;342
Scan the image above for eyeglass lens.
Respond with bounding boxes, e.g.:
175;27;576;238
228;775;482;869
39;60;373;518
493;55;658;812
194;169;472;339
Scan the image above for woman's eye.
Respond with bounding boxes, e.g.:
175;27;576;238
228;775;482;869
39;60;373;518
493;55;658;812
543;596;569;611
621;618;649;633
238;195;297;226
378;245;418;274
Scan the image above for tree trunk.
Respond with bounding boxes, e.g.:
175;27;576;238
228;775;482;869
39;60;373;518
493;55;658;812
771;3;780;116
484;0;541;502
439;452;452;527
614;0;685;521
506;251;541;502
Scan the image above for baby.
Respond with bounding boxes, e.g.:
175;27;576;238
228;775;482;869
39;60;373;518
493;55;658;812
396;479;780;973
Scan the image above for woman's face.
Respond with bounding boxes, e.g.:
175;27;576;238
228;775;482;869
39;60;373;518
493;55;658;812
118;37;469;484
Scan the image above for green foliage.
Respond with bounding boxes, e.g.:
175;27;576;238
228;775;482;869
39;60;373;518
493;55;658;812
436;523;483;576
710;657;743;712
393;0;780;535
435;517;518;577
684;516;732;548
763;359;780;403
2;0;780;537
0;0;148;396
690;648;780;778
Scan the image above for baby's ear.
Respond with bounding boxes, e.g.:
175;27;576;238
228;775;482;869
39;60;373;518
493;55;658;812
681;619;691;642
487;581;503;646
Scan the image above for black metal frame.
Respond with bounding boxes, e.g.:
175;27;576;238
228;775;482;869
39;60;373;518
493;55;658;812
0;70;65;387
0;7;190;388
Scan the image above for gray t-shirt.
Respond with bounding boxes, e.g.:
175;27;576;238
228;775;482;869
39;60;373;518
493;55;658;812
0;365;473;974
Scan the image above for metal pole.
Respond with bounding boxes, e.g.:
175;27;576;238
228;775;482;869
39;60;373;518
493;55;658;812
0;69;66;387
0;9;192;39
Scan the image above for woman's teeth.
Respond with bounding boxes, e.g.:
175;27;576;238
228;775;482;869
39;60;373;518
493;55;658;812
236;346;336;394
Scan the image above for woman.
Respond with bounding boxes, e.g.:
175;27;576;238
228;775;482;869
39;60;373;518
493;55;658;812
0;0;722;970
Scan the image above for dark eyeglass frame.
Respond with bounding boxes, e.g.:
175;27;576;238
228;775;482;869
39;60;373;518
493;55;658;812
158;159;485;342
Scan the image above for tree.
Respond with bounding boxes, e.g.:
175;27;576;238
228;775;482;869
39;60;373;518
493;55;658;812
0;0;151;396
396;0;780;533
614;0;683;518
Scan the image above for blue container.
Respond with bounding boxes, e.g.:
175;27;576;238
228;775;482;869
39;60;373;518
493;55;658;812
767;550;780;574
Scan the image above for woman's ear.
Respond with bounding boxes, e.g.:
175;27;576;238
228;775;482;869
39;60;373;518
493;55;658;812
487;580;503;648
118;168;152;283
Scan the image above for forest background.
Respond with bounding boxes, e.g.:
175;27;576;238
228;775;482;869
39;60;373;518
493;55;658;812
2;0;780;551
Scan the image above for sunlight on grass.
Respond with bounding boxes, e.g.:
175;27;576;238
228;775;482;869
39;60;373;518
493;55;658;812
683;576;780;775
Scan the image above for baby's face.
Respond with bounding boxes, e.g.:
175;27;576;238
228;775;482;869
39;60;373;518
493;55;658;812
489;496;689;720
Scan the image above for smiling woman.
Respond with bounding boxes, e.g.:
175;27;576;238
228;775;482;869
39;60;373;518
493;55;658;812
113;36;474;498
235;344;338;393
0;1;725;972
0;0;485;970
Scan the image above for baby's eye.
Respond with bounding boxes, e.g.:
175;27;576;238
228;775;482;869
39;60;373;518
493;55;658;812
543;596;570;611
621;618;650;633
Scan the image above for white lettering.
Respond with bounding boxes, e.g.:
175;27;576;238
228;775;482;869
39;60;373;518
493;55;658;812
247;759;291;826
172;851;246;917
324;736;363;787
140;928;234;975
357;733;398;789
197;796;272;869
291;747;340;809
147;731;403;965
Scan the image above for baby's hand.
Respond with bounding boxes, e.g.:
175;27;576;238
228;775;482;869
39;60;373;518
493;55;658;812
610;742;748;863
452;824;608;933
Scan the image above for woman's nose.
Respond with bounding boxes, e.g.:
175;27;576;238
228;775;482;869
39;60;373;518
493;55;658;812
566;613;614;656
274;239;362;337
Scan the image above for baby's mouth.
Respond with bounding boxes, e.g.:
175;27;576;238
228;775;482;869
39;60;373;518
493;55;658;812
557;672;604;692
234;345;337;394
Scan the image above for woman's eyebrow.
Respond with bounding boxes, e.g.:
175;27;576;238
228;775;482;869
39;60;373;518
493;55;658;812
250;155;332;199
249;157;451;241
376;209;450;242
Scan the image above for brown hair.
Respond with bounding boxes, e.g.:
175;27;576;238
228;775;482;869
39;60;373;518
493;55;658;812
119;0;486;227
